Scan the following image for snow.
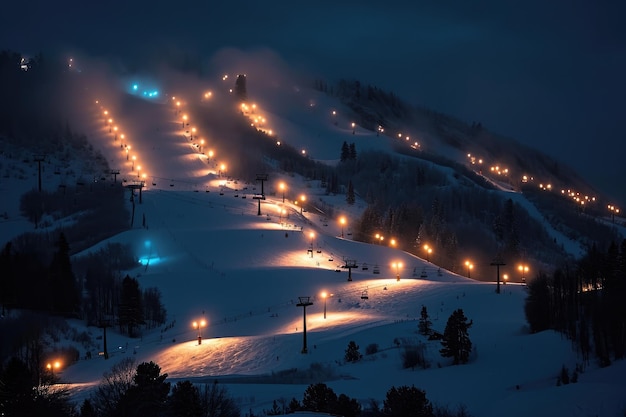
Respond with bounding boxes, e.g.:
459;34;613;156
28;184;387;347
2;74;625;417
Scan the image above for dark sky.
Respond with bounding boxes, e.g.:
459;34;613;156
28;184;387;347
3;1;625;204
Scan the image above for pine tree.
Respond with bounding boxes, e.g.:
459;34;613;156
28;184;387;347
418;305;432;336
383;385;433;417
440;309;473;364
48;232;79;315
340;141;350;162
349;142;357;160
302;383;337;413
235;74;247;101
344;340;361;362
346;180;355;205
119;275;143;336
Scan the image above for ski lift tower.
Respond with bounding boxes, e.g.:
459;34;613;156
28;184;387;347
343;258;358;281
296;296;313;353
254;173;268;215
490;257;506;294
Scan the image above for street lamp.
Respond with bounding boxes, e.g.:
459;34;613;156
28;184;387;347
503;273;509;284
182;114;188;128
465;260;474;278
279;182;285;203
309;231;315;257
423;244;432;262
113;126;118;140
321;291;328;319
126;145;130;160
392;261;403;281
136;165;141;178
46;361;61;380
390;238;397;247
191;127;196;140
299;194;306;214
132;155;136;170
108;118;113;132
340;217;346;238
351;122;355;134
518;264;529;284
192;318;207;345
200;139;204;153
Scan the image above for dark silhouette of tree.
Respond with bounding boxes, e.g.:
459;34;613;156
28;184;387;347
418;305;432;336
336;393;361;417
344;340;361;363
0;356;74;417
287;397;301;413
167;380;203;417
382;385;433;417
119;275;143;336
341;141;350;162
347;180;356;205
200;381;240;417
117;361;170;417
524;273;551;333
143;287;167;329
235;74;247;101
91;357;136;416
48;232;79;315
302;383;337;413
349;142;357;160
440;309;473;365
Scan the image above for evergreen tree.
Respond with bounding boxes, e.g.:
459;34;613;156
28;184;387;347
235;74;247;101
383;385;433;417
288;397;301;413
302;383;337;414
344;340;361;363
524;273;551;333
118;361;170;417
349;142;357;160
336;393;361;417
346;180;356;205
119;275;143;336
167;380;203;417
440;309;473;365
418;305;432;336
48;232;79;315
340;141;350;162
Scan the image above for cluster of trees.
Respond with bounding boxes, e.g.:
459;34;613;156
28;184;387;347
525;240;626;366
0;357;240;417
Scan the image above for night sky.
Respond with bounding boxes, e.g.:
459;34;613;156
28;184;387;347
3;1;625;204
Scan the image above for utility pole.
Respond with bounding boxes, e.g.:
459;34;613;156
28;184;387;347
110;169;120;183
296;296;313;353
34;154;45;192
490;258;506;294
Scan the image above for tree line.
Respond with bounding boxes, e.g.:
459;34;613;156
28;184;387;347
525;240;626;366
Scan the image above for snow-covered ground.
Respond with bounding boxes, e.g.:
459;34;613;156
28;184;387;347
2;73;625;416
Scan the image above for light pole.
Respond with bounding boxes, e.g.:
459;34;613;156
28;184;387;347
132;155;136;170
182;114;188;128
309;231;315;257
200;139;204;153
321;291;327;319
191;127;196;140
126;146;130;160
340;217;346;238
46;361;61;381
279;182;285;203
300;194;306;214
192;318;206;345
392;261;403;281
136;165;141;178
424;244;432;262
465;260;474;278
518;264;529;284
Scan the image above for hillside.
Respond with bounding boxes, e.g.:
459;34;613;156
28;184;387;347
1;53;625;417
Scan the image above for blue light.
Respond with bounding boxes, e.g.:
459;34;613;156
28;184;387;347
132;84;138;91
